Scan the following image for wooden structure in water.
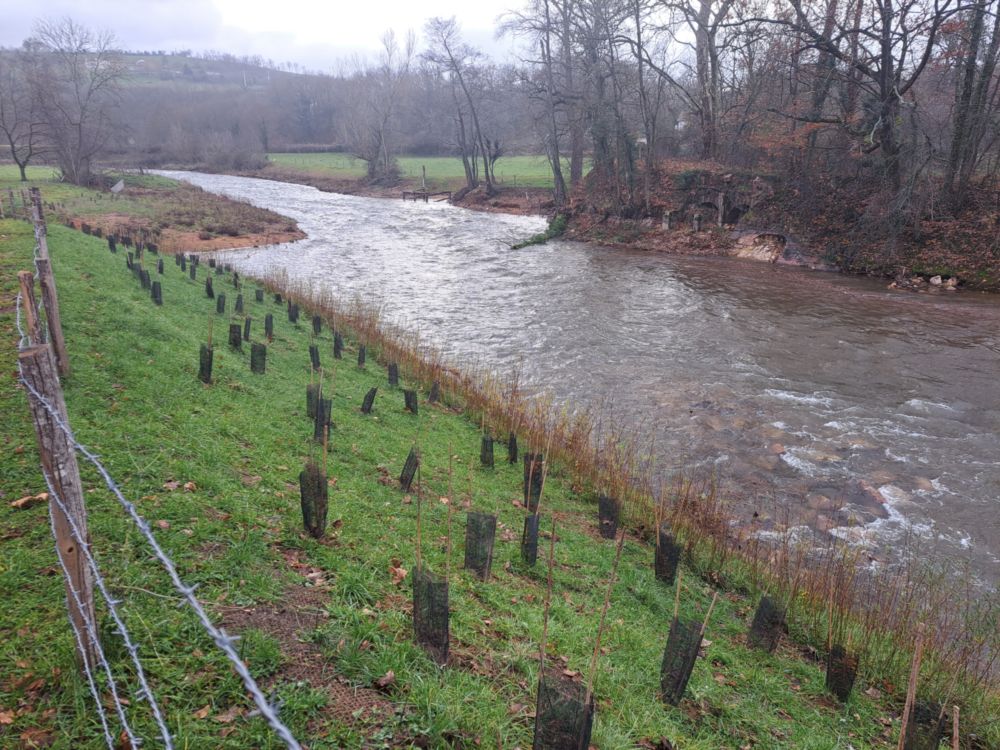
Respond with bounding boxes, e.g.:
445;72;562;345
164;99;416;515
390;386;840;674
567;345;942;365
402;190;452;203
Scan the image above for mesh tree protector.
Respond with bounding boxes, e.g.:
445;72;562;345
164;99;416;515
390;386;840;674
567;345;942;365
412;564;449;665
660;616;701;705
532;671;594;750
464;511;497;580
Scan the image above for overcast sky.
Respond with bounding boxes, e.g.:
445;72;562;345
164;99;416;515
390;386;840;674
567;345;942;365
1;0;524;70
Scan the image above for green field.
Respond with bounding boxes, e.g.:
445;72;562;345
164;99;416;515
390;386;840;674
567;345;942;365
267;153;568;190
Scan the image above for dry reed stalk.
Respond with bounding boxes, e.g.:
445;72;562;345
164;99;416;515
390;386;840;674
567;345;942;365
700;591;719;637
446;447;454;578
898;623;926;750
585;530;627;705
952;705;959;750
415;462;423;572
538;519;557;677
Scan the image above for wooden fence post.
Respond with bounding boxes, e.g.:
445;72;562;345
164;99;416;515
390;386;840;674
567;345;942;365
19;344;96;669
35;258;70;377
30;189;69;377
18;271;43;345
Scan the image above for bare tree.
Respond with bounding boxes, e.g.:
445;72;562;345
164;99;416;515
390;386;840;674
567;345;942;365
30;18;126;185
344;30;414;182
0;46;46;181
424;17;497;193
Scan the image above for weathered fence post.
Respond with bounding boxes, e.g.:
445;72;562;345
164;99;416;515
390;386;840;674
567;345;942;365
19;344;96;669
18;271;43;345
30;190;69;377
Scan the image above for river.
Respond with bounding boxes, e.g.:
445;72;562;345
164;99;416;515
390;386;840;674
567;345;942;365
158;171;1000;587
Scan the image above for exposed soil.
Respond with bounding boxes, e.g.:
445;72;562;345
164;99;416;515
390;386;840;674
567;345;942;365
57;178;306;255
68;216;303;254
217;585;397;729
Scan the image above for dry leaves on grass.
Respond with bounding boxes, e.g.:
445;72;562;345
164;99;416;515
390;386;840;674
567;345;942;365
162;480;197;492
388;559;408;586
9;493;47;510
213;705;243;724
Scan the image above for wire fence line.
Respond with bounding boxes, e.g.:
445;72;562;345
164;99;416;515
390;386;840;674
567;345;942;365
13;203;303;750
41;469;172;749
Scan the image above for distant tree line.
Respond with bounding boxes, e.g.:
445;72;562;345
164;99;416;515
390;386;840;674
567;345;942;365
4;2;1000;232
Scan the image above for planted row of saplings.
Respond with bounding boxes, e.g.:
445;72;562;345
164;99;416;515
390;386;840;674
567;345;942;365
219;283;834;747
113;241;277;381
181;258;946;748
419;444;951;747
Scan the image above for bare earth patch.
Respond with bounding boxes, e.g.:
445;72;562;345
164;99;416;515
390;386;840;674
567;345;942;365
218;586;396;730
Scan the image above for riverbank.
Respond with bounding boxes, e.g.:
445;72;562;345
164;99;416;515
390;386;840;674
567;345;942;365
3;195;997;745
0;166;304;253
233;156;1000;292
229;162;557;216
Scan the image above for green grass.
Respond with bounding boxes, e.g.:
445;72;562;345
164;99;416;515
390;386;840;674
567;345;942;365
267;153;571;191
0;218;939;749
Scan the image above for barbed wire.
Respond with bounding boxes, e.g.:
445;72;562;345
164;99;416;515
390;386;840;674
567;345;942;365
45;492;134;748
57;579;117;750
42;471;174;749
18;359;303;750
15;210;301;750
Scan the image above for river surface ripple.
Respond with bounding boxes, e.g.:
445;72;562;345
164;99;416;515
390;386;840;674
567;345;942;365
159;171;1000;587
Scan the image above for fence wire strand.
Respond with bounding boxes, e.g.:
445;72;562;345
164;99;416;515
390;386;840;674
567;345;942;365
45;494;134;748
19;369;302;750
14;205;301;750
42;471;173;749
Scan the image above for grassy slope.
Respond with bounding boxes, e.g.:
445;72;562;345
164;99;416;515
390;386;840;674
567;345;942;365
0;216;933;748
267;153;568;191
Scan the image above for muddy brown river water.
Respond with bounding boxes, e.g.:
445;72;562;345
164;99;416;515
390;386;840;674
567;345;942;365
160;171;1000;588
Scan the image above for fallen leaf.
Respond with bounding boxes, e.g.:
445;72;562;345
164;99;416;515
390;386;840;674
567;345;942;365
19;728;54;748
183;481;197;492
375;670;395;689
0;710;14;725
162;481;180;491
508;702;526;715
388;562;408;586
193;705;211;719
213;705;242;723
10;492;47;510
155;520;170;530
